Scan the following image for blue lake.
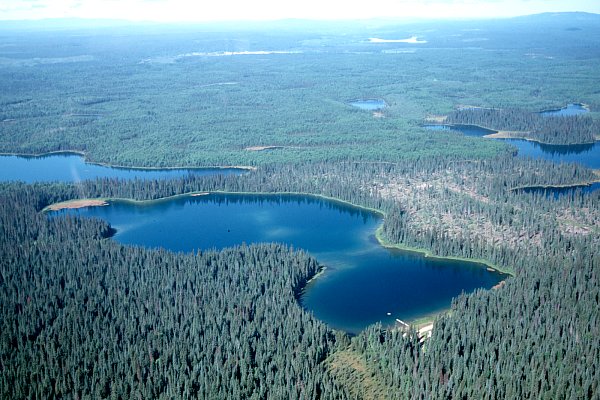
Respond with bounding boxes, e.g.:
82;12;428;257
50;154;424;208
423;124;496;137
424;124;600;170
519;182;600;198
349;99;387;110
53;193;505;334
539;103;589;117
503;139;600;170
0;153;245;183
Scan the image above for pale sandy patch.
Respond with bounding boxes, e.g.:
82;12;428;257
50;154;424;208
483;130;530;139
425;115;447;123
46;199;107;211
368;36;427;44
244;145;284;151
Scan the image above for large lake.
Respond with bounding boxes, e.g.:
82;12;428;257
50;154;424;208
0;153;245;182
54;193;505;334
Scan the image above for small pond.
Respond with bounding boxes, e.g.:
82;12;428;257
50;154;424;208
349;99;387;111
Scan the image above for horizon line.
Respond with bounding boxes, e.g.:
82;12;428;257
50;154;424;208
0;11;598;25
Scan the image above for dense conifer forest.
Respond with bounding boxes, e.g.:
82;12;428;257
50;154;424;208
2;152;599;398
1;12;600;399
1;187;347;398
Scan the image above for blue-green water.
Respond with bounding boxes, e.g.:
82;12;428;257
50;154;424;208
55;193;505;334
539;103;589;117
0;153;244;183
349;99;387;110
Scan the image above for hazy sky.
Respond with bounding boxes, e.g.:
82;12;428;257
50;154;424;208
1;0;599;21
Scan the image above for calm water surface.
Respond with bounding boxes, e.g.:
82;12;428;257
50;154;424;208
539;103;589;117
424;124;600;170
349;99;387;110
55;193;505;334
502;139;600;170
0;153;244;183
423;124;496;137
519;182;600;198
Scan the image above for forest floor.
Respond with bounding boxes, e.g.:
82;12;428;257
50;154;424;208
45;199;108;211
326;348;389;400
483;130;530;139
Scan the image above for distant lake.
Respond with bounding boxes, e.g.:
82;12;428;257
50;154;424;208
539;103;589;117
423;124;496;137
424;124;600;170
53;193;505;334
0;153;245;183
349;99;387;111
503;139;600;170
519;182;600;198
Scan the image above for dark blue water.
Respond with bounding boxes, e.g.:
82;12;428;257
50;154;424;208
539;103;589;117
54;193;505;334
519;182;600;197
0;153;245;182
424;124;600;169
349;99;387;110
503;139;600;169
423;124;496;137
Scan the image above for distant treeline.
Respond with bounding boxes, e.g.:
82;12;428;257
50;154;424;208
446;108;598;145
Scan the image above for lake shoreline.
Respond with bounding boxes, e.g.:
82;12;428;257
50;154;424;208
484;131;598;146
510;178;600;192
374;226;514;276
44;190;513;277
45;190;510;332
44;199;109;211
0;150;257;172
425;121;597;146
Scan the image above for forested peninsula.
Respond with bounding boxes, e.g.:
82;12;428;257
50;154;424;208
445;107;598;145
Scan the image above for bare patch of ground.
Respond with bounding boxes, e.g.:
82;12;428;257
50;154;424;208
424;115;447;123
326;348;390;400
244;145;285;151
46;199;107;211
484;130;530;139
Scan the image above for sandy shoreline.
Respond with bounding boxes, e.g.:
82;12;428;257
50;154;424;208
45;199;108;211
483;130;530;139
